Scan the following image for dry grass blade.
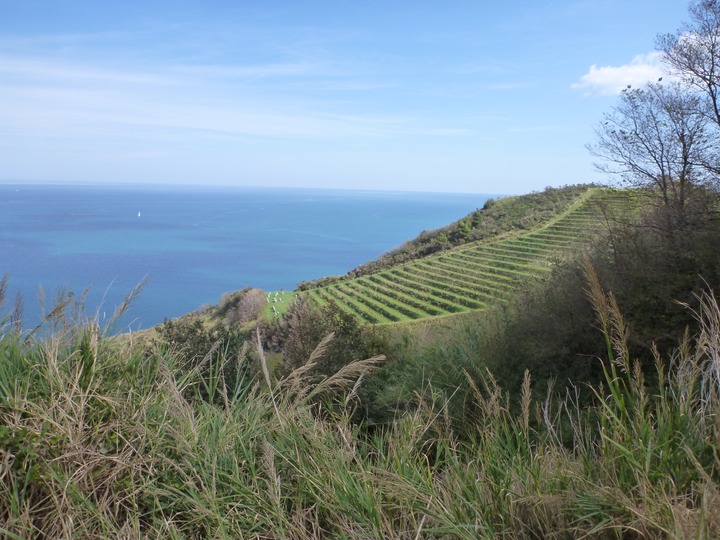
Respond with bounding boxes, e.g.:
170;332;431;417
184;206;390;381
520;369;532;436
307;332;335;366
256;326;281;421
583;257;630;372
542;379;562;448
169;339;223;398
583;257;610;333
0;273;7;309
347;372;365;403
303;354;384;404
278;332;334;401
678;288;720;416
695;290;720;400
12;293;23;334
103;276;149;331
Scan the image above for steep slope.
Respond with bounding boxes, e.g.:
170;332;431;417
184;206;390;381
286;187;636;324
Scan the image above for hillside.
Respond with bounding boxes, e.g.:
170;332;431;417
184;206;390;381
298;183;594;289
258;185;639;325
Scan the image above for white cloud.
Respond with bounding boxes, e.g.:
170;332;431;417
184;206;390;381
572;52;666;95
0;55;179;87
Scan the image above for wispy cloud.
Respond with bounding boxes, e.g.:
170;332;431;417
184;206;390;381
0;64;418;144
571;52;666;95
1;41;479;146
171;62;318;80
0;87;400;140
0;55;176;85
0;30;132;50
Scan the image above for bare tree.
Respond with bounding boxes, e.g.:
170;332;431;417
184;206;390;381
657;1;720;178
658;1;720;127
588;82;712;217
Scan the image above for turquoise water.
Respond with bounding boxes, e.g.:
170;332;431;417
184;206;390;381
0;184;492;329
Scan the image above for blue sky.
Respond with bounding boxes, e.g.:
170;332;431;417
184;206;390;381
0;1;689;194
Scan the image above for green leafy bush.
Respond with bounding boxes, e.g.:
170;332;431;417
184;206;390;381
155;317;254;404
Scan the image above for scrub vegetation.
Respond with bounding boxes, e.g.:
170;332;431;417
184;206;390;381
2;234;720;538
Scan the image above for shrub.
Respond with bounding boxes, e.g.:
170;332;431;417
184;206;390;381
155;317;254;403
215;287;267;325
260;298;392;377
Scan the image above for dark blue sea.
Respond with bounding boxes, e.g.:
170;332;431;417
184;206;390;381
0;184;492;330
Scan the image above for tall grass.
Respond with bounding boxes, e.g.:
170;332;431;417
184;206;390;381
1;271;720;538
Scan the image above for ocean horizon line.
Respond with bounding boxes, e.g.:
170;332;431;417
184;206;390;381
0;179;506;197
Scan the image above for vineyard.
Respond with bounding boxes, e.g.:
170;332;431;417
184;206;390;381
268;187;636;325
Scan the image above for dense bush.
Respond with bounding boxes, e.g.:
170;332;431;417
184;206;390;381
155;317;255;404
214;287;267;326
259;297;394;378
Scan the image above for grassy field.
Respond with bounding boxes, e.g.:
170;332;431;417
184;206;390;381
1;265;719;538
262;291;299;320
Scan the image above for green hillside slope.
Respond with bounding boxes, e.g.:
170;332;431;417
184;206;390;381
265;186;638;325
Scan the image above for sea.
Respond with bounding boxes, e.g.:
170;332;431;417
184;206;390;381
0;184;493;330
